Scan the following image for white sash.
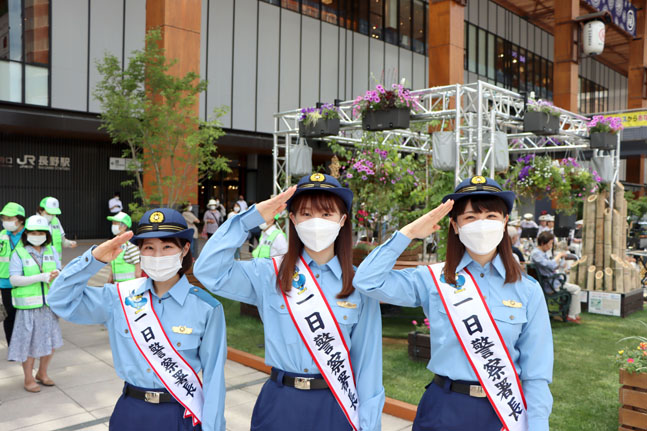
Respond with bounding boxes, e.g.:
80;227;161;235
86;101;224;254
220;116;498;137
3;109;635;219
428;263;528;431
117;278;203;426
272;256;360;431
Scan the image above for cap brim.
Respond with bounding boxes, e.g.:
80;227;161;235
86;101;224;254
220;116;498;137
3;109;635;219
442;190;516;214
130;228;195;244
0;210;19;217
286;187;354;214
45;207;61;215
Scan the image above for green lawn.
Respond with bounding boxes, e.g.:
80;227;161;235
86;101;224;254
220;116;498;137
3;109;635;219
215;294;647;430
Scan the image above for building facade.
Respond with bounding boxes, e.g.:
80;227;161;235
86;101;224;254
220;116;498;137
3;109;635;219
0;0;645;237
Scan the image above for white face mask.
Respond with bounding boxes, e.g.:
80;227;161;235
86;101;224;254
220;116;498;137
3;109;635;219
187;206;193;212
3;221;17;232
111;224;123;236
215;200;220;205
43;213;54;222
259;222;269;230
457;219;505;256
208;205;216;210
233;207;240;213
141;252;183;282
27;234;47;246
294;216;345;252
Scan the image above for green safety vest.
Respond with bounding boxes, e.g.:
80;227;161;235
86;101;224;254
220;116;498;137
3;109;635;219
111;248;137;282
0;229;18;279
252;229;285;258
12;245;57;309
50;216;62;256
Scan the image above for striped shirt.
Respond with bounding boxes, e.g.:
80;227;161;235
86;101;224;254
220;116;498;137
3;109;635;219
123;242;140;265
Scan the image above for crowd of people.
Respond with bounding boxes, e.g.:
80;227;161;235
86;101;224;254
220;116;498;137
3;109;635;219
0;176;573;431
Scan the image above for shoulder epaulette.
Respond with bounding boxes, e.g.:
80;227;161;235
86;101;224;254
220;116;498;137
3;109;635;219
188;285;222;308
522;273;540;285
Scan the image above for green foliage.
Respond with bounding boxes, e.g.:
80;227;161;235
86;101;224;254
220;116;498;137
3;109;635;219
329;133;453;246
615;321;647;373
93;29;230;210
626;192;647;220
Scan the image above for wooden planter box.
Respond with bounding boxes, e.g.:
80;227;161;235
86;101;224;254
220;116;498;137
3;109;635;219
590;132;618;151
408;331;430;362
362;108;410;131
619;369;647;431
523;110;560;135
298;117;340;138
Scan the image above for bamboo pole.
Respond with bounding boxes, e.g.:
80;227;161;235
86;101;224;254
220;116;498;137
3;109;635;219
587;265;597;291
568;261;579;284
594;191;607;268
611;209;622;259
583;194;597;263
623;262;632;293
603;208;612;269
604;267;613;291
594;270;604;291
610;254;625;292
576;255;589;287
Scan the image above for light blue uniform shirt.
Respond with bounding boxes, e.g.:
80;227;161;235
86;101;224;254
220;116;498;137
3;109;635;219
47;248;227;431
1;228;26;288
193;205;385;431
353;232;553;431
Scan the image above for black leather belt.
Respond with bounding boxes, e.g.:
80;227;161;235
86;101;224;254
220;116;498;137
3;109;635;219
433;375;487;398
270;369;329;390
125;385;177;404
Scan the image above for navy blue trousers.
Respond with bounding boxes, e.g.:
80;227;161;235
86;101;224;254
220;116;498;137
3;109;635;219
250;368;352;431
109;383;202;431
412;376;503;431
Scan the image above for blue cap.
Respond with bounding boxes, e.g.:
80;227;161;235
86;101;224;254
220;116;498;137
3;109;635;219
130;208;194;244
286;173;353;214
442;176;515;214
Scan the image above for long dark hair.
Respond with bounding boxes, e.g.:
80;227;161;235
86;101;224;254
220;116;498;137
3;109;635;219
278;191;355;299
443;195;522;285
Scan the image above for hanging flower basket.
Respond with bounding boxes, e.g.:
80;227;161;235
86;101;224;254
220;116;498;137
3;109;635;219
588;116;622;151
298;104;340;138
523;99;560;135
299;117;340;138
589;132;617;151
362;108;411;131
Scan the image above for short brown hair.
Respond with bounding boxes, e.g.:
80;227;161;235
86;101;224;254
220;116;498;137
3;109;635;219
537;231;555;246
137;237;193;276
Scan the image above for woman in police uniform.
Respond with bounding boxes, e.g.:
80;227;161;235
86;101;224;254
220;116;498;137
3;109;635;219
354;177;553;431
48;208;226;431
194;174;385;431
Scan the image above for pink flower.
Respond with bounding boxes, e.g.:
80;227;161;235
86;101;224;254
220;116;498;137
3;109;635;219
412;320;418;326
628;358;635;363
376;84;385;94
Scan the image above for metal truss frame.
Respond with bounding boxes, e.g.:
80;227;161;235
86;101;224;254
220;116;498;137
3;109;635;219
273;80;618;219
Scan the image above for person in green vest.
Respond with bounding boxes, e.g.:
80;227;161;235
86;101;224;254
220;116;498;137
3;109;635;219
8;215;63;393
1;202;26;346
252;213;287;258
37;196;77;256
106;212;141;282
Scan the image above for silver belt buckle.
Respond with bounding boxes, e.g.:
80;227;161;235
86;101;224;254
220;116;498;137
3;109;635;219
144;391;161;403
469;385;486;398
294;377;312;390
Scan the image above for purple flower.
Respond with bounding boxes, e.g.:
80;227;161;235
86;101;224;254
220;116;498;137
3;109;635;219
391;179;396;184
376;84;386;94
407;169;414;175
361;175;367;180
346;173;353;178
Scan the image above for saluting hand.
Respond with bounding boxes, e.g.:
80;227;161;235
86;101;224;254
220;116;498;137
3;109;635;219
400;200;454;240
92;231;134;263
256;186;297;223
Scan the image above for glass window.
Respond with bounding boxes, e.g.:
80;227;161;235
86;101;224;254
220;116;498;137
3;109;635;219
487;33;495;80
495;37;505;85
24;0;49;64
468;24;476;73
526;52;534;95
518;48;526;92
370;0;382;39
261;0;281;6
534;56;542;96
540;58;548;98
399;0;411;49
358;0;369;35
547;61;553;100
321;0;338;24
511;44;519;91
0;0;22;61
0;60;22;102
302;0;320;18
25;64;47;105
282;0;300;12
477;28;486;77
383;0;397;44
412;0;425;54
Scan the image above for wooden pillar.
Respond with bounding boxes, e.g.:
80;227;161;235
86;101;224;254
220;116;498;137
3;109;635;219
428;0;465;87
626;155;645;185
629;0;647;109
553;0;579;111
144;0;201;205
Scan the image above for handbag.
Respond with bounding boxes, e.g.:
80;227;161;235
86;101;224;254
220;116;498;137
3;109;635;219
289;139;313;177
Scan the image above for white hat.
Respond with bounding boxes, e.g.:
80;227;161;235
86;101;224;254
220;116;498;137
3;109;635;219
507;226;519;238
538;215;548;221
545;215;555;222
25;215;50;231
207;199;217;206
523;213;534;220
509;219;521;227
39;196;61;215
576;219;583;225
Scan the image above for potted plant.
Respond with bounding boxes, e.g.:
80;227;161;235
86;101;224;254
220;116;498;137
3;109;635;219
298;103;341;138
408;318;431;362
615;323;647;430
588;115;623;151
352;84;416;131
523;99;561;135
504;154;600;214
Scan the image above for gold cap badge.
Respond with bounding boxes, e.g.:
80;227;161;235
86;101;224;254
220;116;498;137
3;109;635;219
471;176;487;185
149;211;164;223
310;173;325;182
